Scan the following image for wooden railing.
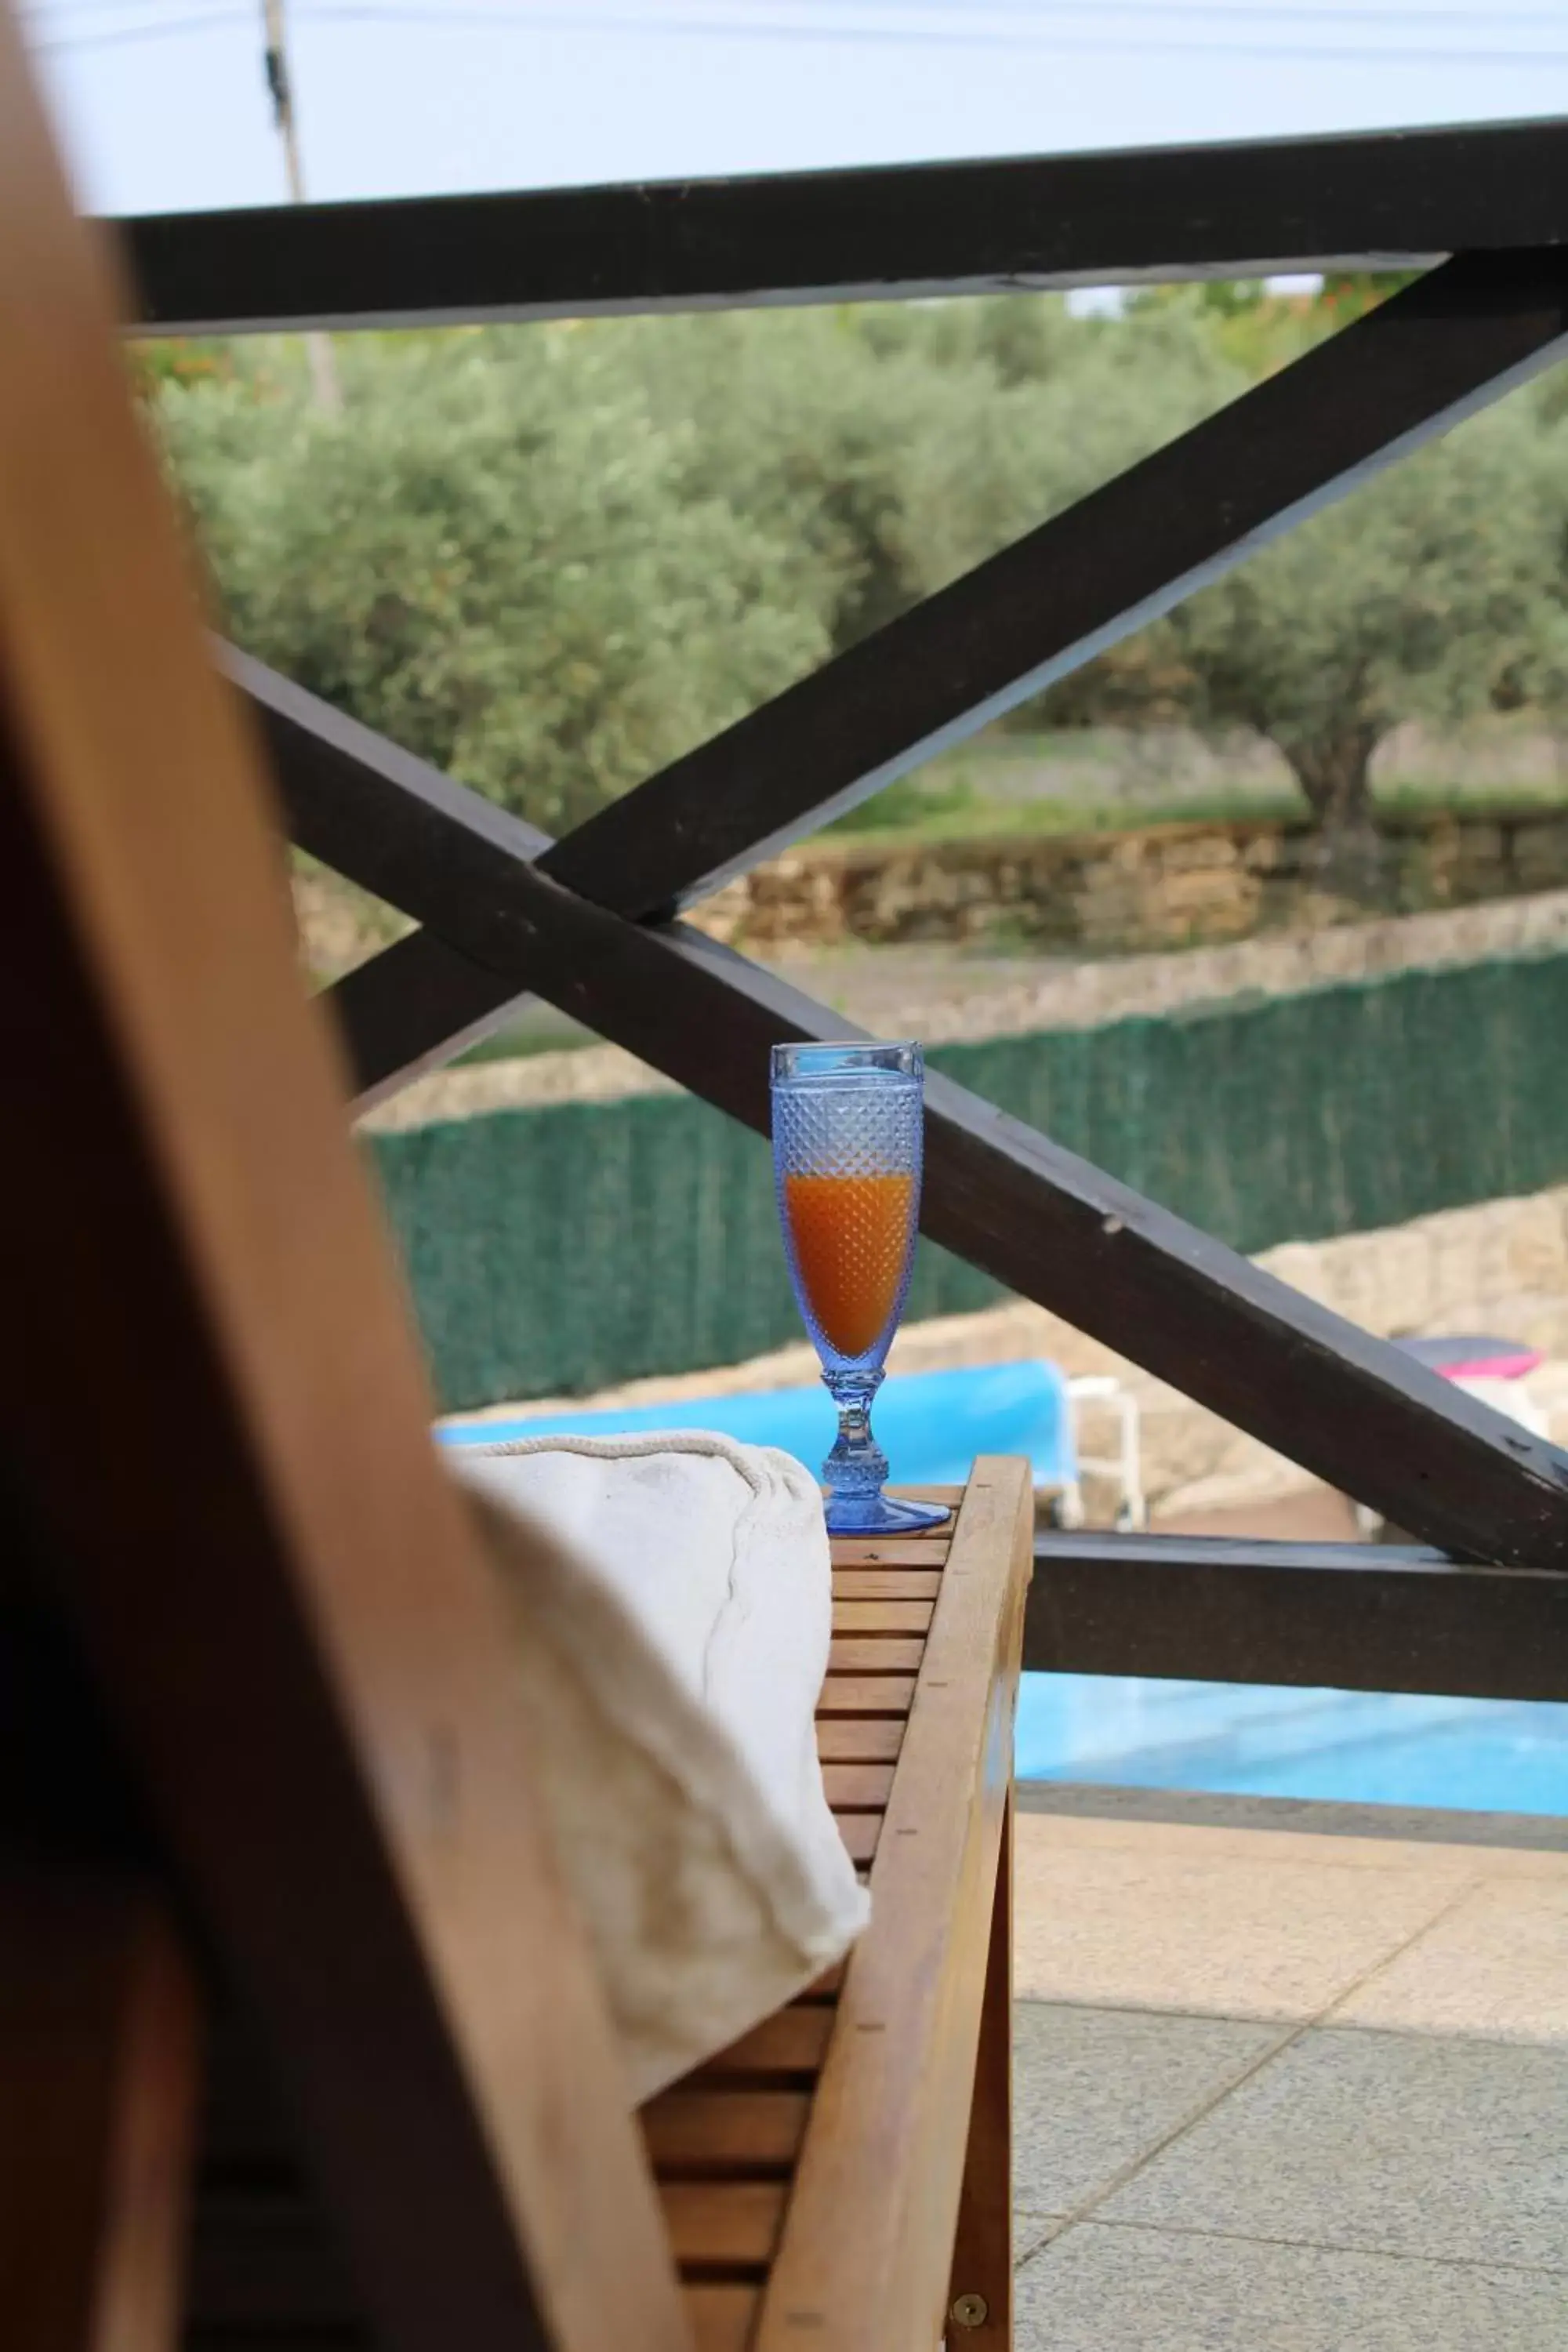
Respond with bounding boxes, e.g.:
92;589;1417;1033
122;120;1568;332
113;123;1568;1676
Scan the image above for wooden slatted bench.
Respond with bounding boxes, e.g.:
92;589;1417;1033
178;1464;1033;2352
641;1466;1032;2352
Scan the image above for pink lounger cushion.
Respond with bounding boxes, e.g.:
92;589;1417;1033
1399;1334;1543;1383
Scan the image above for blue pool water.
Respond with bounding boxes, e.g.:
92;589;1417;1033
1016;1673;1568;1815
440;1358;1077;1490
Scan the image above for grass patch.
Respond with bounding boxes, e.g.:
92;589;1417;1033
817;768;1568;848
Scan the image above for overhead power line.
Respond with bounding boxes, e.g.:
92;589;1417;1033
288;4;1568;71
28;0;1568;18
29;9;248;53
27;0;1568;70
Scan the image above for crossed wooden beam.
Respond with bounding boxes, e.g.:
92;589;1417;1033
114;127;1568;1570
192;239;1568;1567
238;634;1568;1570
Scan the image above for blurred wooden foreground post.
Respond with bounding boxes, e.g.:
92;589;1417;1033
0;9;688;2349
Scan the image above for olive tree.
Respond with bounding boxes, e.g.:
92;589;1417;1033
1156;390;1566;868
1032;342;1568;865
158;330;833;835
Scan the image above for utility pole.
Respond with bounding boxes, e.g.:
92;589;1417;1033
262;0;342;412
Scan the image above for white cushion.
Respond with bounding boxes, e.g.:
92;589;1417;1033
452;1431;870;2102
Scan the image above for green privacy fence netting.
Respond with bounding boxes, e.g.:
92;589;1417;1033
369;949;1568;1414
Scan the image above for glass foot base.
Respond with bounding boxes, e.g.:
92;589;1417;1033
823;1490;952;1537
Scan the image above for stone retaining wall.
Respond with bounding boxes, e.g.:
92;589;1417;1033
688;804;1568;956
296;805;1568;982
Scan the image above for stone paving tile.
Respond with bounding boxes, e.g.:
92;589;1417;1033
1015;2222;1568;2352
1013;2002;1282;2214
1102;2026;1568;2272
1017;1807;1568;1880
1014;1828;1466;2020
1331;1877;1568;2045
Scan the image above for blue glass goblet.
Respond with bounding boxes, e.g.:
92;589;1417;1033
771;1040;949;1536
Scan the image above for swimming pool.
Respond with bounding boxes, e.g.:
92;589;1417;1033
1015;1672;1568;1815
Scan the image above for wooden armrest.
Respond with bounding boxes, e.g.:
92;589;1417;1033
641;1459;1034;2352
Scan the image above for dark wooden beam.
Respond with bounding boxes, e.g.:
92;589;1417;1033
118;118;1568;336
325;929;534;1113
284;245;1568;1097
252;666;1568;1566
230;646;548;1096
1027;1534;1568;1700
228;642;555;877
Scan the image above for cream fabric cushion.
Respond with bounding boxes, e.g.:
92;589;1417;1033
452;1431;869;2102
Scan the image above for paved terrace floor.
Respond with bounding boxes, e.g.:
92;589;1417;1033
1010;1794;1568;2348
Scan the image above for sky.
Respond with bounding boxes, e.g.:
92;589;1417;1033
20;0;1568;223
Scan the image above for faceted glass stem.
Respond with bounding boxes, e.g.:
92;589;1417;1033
818;1366;947;1535
823;1368;890;1501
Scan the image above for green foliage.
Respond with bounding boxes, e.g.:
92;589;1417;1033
154;285;1568;851
1125;278;1323;376
1152;395;1568;843
823;768;982;836
909;293;1241;596
160;330;832;833
162;292;1230;833
612;307;989;653
128;336;240;397
1317;270;1422;324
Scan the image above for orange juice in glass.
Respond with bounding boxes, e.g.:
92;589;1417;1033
771;1040;947;1534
